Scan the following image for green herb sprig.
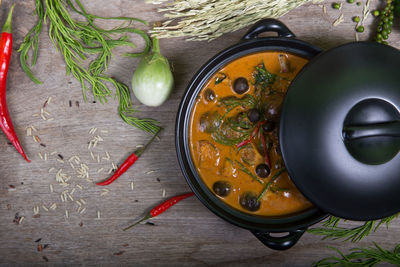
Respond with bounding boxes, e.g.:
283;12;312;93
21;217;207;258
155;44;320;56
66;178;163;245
309;214;399;242
235;160;263;185
314;243;400;266
253;63;277;93
19;0;160;134
257;168;286;201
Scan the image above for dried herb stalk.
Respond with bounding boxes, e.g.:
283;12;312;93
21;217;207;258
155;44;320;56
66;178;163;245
146;0;322;41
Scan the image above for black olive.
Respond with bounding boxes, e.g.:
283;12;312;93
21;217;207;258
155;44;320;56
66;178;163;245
247;109;261;123
240;192;261;212
199;112;221;133
233;77;249;94
213;181;231;197
262;121;275;132
204;89;216;102
255;163;270;178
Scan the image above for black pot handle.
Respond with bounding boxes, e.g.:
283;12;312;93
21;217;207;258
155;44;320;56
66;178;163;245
242;19;296;41
251;228;306;250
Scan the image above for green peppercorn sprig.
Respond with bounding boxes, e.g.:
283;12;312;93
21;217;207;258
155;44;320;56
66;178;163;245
374;0;395;44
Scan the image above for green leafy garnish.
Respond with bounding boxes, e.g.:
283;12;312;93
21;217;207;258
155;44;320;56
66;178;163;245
308;214;399;242
212;129;249;146
257;168;286;201
219;94;256;113
253;62;277;92
235;160;263;185
314;243;400;267
19;0;160;134
214;72;227;85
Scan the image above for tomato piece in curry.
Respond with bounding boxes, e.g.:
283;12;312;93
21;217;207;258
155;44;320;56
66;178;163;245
189;51;313;217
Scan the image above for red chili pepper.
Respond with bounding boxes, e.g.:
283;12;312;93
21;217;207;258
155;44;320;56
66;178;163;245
261;131;271;168
0;5;30;162
96;129;161;186
236;121;265;149
123;192;195;231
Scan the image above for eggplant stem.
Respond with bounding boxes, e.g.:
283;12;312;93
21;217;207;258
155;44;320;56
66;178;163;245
152;37;160;54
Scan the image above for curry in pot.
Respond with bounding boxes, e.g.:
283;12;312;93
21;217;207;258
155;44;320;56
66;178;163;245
189;51;312;216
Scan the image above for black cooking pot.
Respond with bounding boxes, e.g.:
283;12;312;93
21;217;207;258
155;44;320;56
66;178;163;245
175;19;328;250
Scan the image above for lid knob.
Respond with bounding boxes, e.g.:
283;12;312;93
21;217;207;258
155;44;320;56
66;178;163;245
342;98;400;165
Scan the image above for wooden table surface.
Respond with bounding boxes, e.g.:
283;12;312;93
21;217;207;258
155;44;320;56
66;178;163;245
1;0;399;266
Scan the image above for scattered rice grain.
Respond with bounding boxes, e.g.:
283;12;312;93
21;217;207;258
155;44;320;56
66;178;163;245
19;216;25;224
38;152;43;160
34;206;39;215
80;208;86;214
44;153;48;161
97;168;104;173
27;127;32;136
131;181;134;190
80;199;86;204
51;151;57;155
57;159;65;164
108;167;114;174
65;210;69;218
76;184;83;190
90;151;95;160
47;118;54;122
42;205;49;212
49;184;53;193
97;155;100;163
100;130;108;133
50;203;57;210
97;210;101;219
162;189;166;197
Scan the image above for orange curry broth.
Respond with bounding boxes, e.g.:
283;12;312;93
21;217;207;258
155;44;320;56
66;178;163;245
189;51;312;217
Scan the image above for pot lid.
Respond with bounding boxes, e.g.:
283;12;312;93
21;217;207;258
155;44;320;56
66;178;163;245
280;42;400;221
